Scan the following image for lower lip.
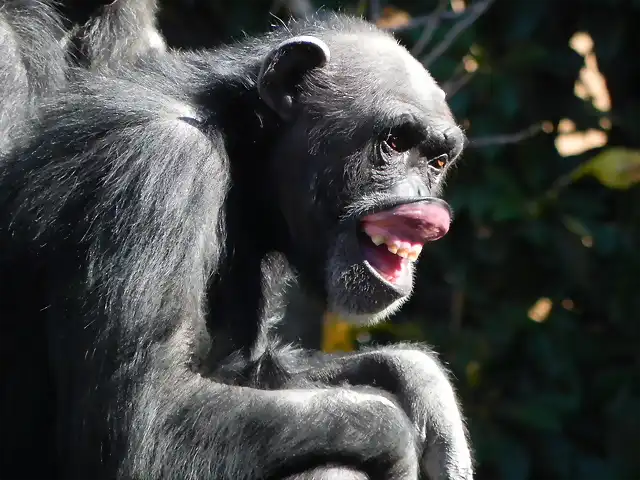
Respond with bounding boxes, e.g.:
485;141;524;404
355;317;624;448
358;233;412;287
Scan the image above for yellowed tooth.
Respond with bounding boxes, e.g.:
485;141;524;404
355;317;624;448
387;244;399;254
407;251;418;262
413;245;423;256
371;235;385;246
397;249;409;259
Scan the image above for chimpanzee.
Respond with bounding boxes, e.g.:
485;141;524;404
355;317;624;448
0;2;471;479
0;0;66;153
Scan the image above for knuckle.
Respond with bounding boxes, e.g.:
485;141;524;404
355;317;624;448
387;348;450;381
385;348;461;413
336;389;415;440
320;389;420;479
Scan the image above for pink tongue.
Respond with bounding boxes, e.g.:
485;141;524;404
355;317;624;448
360;201;451;283
362;243;407;282
362;201;451;243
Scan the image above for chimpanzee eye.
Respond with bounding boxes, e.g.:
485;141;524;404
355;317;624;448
383;132;412;153
427;154;449;171
381;124;420;154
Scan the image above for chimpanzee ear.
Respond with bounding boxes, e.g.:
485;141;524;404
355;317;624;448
258;35;330;120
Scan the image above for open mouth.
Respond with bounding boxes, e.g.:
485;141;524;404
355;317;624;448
357;199;452;288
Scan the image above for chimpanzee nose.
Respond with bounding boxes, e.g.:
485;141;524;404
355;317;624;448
444;125;466;160
421;125;465;162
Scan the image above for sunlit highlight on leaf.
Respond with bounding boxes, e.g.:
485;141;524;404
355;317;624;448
528;298;553;323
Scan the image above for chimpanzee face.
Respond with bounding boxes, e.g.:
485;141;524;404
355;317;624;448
259;30;464;324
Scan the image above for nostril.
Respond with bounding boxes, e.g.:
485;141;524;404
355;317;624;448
419;127;462;162
415;125;466;169
444;126;465;160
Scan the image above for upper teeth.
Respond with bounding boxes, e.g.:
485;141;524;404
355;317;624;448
366;232;423;262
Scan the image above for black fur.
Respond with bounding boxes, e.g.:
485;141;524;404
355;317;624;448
63;0;165;70
0;0;66;153
0;3;472;479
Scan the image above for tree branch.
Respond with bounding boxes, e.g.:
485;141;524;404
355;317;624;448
385;10;467;33
467;123;545;148
370;0;383;22
271;0;314;18
421;0;495;67
411;0;450;57
442;70;476;97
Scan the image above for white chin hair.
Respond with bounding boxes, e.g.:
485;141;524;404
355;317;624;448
331;296;409;327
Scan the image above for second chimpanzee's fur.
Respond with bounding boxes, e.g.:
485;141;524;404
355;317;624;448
0;1;66;153
0;2;472;479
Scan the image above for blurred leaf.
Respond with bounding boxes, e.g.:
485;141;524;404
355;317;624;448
466;360;482;387
562;215;592;238
572;147;640;190
375;6;411;29
322;313;355;353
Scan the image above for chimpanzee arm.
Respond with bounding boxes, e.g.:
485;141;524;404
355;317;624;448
125;350;420;480
288;344;474;480
1;81;417;480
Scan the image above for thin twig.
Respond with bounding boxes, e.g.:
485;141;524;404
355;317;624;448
270;0;314;18
442;70;476;97
286;0;314;17
370;0;383;22
467;123;544;148
385;10;466;33
411;0;450;57
422;0;495;67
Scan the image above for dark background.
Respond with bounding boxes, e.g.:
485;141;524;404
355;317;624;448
86;0;640;478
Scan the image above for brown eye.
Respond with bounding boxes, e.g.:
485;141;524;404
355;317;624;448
383;132;412;153
428;154;449;171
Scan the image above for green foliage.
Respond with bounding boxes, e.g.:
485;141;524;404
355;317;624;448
572;147;640;190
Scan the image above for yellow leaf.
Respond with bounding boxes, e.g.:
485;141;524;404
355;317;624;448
376;6;411;30
572;148;640;190
528;297;553;323
322;312;355;353
466;361;481;387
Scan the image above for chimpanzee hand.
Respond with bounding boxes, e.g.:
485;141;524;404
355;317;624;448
293;344;474;480
269;386;421;480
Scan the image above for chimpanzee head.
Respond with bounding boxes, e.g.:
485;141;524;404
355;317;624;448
257;17;465;324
